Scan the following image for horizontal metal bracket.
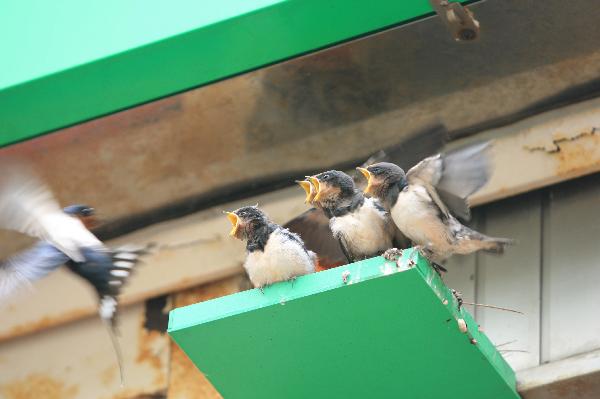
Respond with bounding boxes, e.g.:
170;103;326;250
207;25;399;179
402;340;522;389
429;0;480;41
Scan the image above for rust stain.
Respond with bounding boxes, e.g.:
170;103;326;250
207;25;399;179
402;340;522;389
102;388;159;399
100;365;117;386
0;268;244;344
168;275;246;399
136;329;164;373
1;374;79;399
168;341;223;399
555;130;600;177
172;275;246;308
136;307;169;388
0;307;93;344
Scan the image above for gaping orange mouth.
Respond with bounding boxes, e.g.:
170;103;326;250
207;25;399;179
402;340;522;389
225;212;240;236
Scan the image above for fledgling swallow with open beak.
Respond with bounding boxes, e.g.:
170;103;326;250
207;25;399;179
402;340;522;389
358;142;514;265
225;205;316;289
0;161;149;384
308;170;408;263
295;178;317;205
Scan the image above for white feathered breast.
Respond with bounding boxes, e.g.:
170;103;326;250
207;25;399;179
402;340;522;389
244;228;315;288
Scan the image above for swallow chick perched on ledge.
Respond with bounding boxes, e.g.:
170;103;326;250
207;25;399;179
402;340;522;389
358;142;514;265
226;205;316;290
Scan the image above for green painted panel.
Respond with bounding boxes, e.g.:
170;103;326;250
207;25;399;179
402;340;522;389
0;0;468;147
169;249;518;399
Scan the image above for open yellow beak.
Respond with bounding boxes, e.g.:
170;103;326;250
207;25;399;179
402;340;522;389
295;180;314;204
356;167;373;195
225;212;240;237
308;176;321;202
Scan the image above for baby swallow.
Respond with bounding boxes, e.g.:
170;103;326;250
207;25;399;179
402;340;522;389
0;161;148;383
226;205;316;289
290;179;349;270
358;142;514;265
308;170;408;263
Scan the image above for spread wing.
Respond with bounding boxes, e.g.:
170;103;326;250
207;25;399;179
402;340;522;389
0;242;70;299
0;160;104;261
406;141;492;221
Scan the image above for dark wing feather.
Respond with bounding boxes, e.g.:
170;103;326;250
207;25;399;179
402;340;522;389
407;141;492;221
284;208;347;268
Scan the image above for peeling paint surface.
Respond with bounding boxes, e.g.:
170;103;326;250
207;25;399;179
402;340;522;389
471;98;600;206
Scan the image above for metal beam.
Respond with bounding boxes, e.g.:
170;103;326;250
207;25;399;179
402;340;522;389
0;0;466;146
467;97;600;206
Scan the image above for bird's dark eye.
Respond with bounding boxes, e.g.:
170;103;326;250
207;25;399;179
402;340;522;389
323;174;329;180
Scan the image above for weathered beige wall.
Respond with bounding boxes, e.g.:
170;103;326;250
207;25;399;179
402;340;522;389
167;275;250;399
0;302;169;399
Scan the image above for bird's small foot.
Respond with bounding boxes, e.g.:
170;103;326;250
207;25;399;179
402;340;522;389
288;276;297;287
432;262;447;276
414;244;435;259
258;286;265;294
383;248;403;261
451;288;463;310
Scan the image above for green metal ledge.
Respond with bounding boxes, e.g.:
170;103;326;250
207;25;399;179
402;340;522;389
168;249;519;399
0;0;469;147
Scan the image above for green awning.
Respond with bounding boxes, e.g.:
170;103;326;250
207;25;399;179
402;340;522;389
0;0;472;147
169;249;518;399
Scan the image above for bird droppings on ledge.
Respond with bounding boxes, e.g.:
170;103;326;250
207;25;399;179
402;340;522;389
458;318;468;334
341;270;351;284
379;263;395;276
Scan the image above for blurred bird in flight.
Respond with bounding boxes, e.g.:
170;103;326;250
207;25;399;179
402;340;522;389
0;160;148;384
